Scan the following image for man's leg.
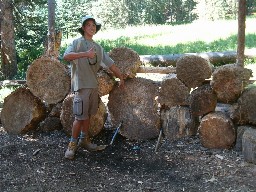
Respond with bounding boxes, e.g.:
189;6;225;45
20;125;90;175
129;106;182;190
65;119;82;159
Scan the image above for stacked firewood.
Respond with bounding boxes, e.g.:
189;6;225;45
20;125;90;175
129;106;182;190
1;47;256;163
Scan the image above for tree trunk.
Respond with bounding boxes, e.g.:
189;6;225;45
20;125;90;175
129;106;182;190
230;87;256;125
161;106;199;142
189;84;217;117
236;0;246;67
199;112;236;149
210;64;252;103
108;78;160;141
0;87;47;134
0;0;17;79
60;93;107;138
242;127;256;164
26;56;70;104
109;47;141;79
158;74;190;108
47;0;56;56
140;49;256;67
176;55;212;88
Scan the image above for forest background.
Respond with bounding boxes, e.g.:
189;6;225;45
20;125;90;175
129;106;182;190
0;0;255;80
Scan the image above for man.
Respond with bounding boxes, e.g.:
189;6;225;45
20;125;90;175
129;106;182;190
63;15;125;159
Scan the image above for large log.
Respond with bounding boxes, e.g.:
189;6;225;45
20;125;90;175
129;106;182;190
97;69;116;97
109;47;142;78
230;86;256;125
158;74;190;108
60;93;107;137
176;55;212;88
108;77;160;141
210;64;252;103
161;106;199;142
26;55;70;104
140;49;256;67
189;84;217;117
1;87;46;134
242;127;256;164
199;112;236;149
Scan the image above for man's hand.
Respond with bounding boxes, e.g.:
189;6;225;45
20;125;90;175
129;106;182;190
87;47;96;59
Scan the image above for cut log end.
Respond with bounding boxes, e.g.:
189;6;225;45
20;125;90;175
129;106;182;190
108;78;160;141
176;55;212;88
26;56;71;104
109;47;142;78
1;87;46;134
199;112;236;149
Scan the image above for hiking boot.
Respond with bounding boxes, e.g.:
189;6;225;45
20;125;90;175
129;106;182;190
78;136;107;152
65;141;78;159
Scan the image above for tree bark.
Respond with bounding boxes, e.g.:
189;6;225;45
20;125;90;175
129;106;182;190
236;0;246;67
0;0;17;79
161;106;198;142
47;0;56;56
199;112;236;149
0;87;47;134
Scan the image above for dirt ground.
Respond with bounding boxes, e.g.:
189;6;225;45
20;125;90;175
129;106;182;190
1;124;256;192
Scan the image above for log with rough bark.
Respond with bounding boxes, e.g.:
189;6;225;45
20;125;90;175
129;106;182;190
199;112;236;149
158;74;190;108
210;64;252;103
176;55;212;88
60;93;107;137
137;66;176;74
26;55;71;104
109;47;142;78
139;49;256;67
97;69;116;97
234;125;255;152
108;77;160;141
1;87;46;134
242;127;256;164
189;84;217;116
230;86;256;125
161;106;199;142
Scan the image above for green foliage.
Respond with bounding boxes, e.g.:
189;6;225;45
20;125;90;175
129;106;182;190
3;0;256;80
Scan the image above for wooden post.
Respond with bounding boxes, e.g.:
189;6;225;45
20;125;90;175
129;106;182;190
236;0;246;67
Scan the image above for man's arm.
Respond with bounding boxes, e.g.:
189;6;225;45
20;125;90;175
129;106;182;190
109;64;125;89
63;47;95;61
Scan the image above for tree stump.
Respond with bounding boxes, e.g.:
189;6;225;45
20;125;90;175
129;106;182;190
199;112;236;149
161;106;199;142
158;74;190;108
230;87;256;125
108;77;160;141
189;84;217;116
26;55;71;104
97;69;116;97
242;127;256;164
109;47;141;78
176;55;212;88
1;87;46;134
60;93;107;137
210;64;252;103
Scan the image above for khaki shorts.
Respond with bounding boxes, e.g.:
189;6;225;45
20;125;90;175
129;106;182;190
73;88;99;120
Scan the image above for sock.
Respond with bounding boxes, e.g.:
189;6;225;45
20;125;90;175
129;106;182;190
70;137;78;143
79;131;86;139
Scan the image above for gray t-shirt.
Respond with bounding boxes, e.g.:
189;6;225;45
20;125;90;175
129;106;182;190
64;37;114;91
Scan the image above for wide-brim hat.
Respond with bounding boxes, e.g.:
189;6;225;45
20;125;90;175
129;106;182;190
79;15;101;34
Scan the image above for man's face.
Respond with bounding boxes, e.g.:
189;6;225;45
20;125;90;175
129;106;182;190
83;19;96;36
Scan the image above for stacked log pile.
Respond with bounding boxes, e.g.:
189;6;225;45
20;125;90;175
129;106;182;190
1;46;256;160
